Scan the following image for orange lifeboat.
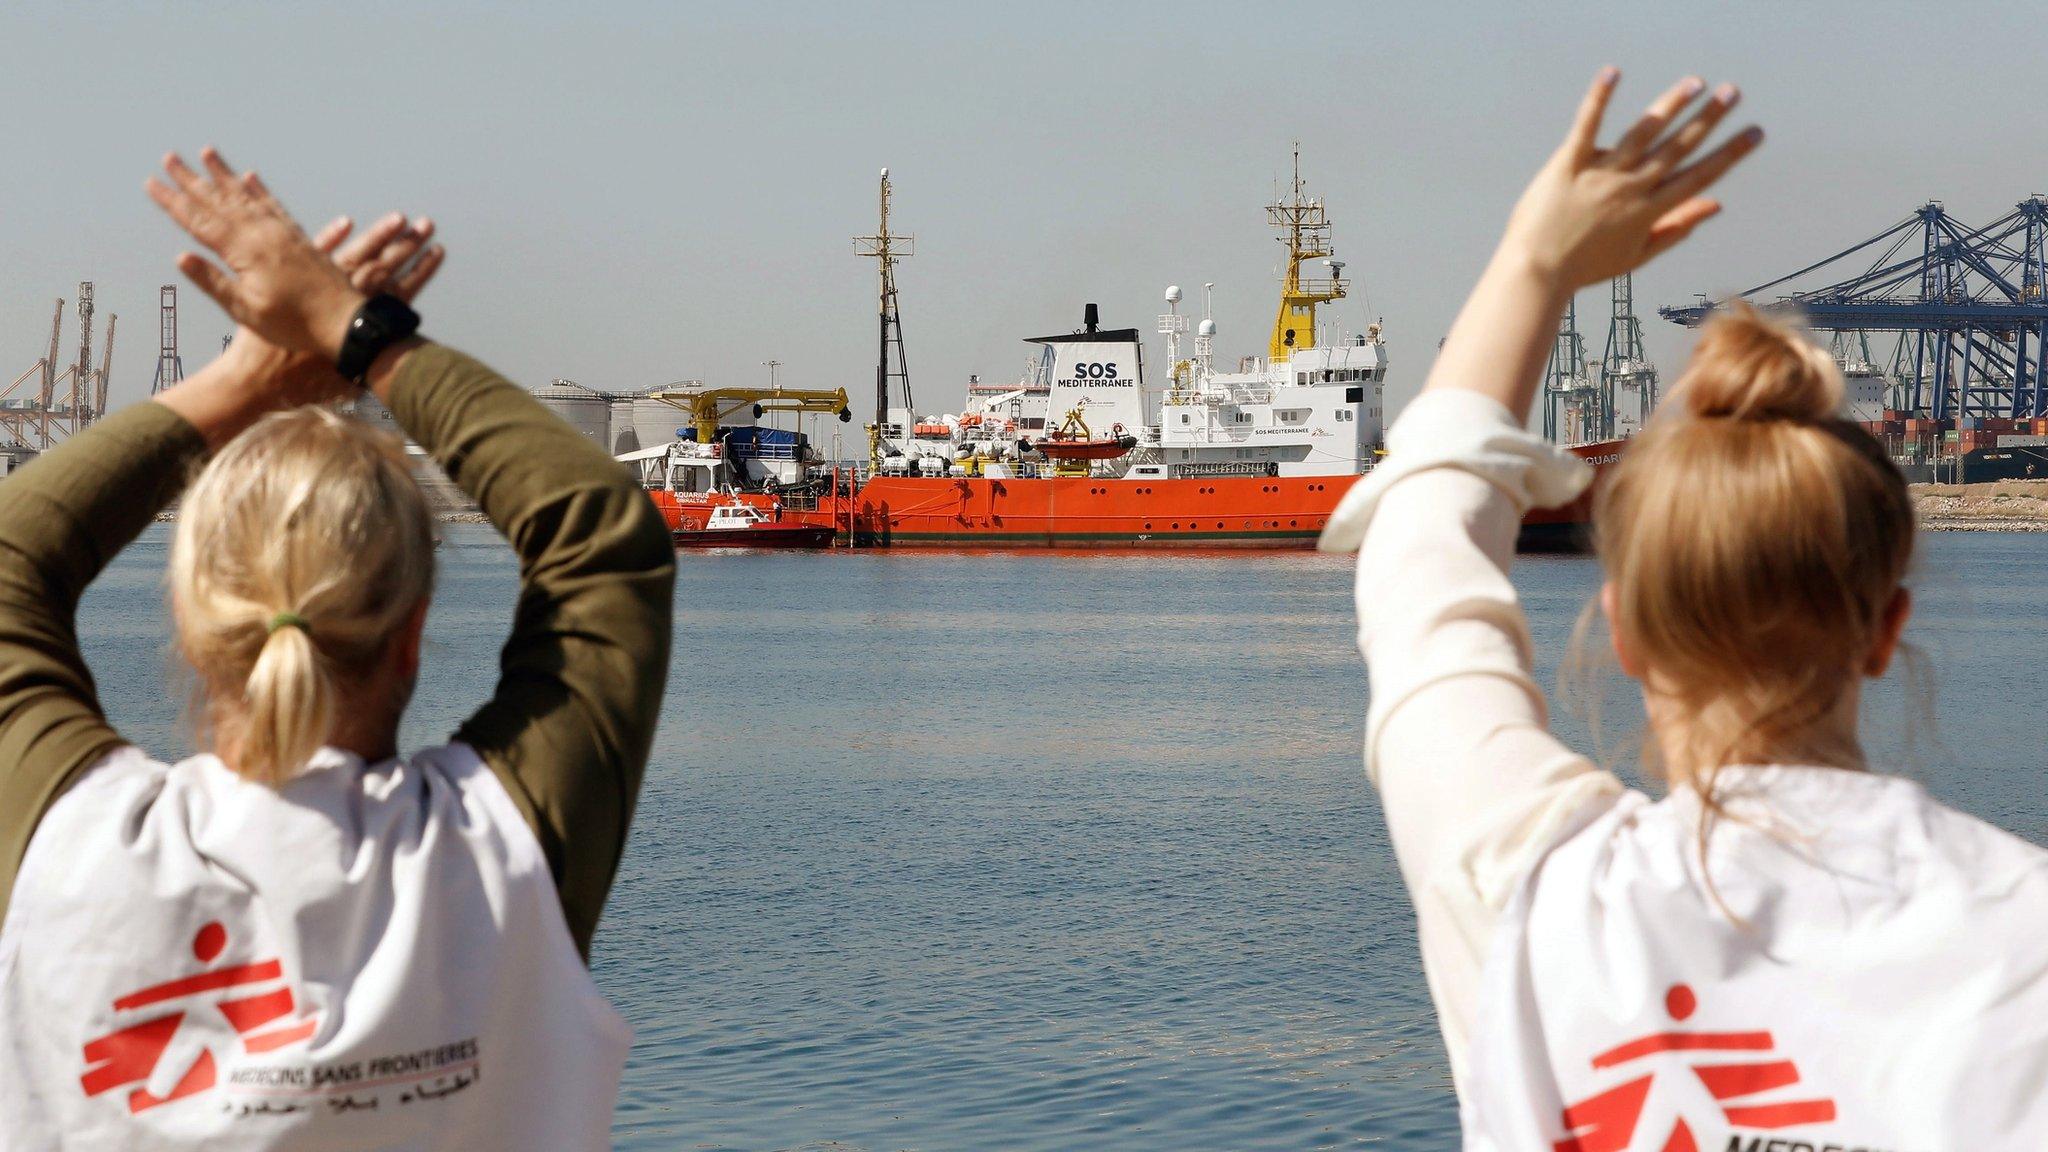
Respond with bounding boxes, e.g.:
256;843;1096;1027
1031;409;1136;460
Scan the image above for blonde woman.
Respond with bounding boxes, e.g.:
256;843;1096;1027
1322;72;2048;1148
0;151;673;1149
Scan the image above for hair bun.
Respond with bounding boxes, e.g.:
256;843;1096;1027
1679;303;1842;423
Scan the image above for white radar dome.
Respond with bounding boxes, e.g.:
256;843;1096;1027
1198;319;1217;336
1165;285;1182;304
880;167;889;178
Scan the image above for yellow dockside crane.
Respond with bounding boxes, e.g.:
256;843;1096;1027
642;385;852;446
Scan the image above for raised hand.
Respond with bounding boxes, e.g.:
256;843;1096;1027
320;211;445;302
1502;70;1763;290
146;148;369;361
1415;70;1765;420
223;210;446;406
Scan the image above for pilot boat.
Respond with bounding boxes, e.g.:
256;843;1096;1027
671;501;835;549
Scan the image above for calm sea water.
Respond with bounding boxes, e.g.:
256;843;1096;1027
79;527;2048;1150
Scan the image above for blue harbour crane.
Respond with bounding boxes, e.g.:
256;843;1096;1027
1660;196;2048;420
1601;273;1658;436
1541;296;1596;442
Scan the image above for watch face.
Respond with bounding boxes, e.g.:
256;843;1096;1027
361;295;420;336
339;295;421;378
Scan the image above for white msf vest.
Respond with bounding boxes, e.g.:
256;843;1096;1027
0;743;629;1151
1462;765;2048;1152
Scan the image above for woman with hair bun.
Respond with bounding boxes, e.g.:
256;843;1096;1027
0;151;673;1149
1322;72;2047;1148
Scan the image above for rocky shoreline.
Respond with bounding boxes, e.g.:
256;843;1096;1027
1913;480;2048;532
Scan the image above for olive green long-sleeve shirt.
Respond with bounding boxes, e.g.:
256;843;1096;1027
0;342;675;959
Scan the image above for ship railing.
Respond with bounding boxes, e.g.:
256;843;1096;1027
1229;386;1274;406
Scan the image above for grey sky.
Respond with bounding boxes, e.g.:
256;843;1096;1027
2;1;2041;421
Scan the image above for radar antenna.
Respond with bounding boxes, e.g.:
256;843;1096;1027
1266;144;1348;361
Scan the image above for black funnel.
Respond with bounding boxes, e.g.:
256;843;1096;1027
1084;303;1099;334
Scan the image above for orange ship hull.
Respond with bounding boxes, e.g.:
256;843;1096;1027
649;443;1619;551
800;441;1615;550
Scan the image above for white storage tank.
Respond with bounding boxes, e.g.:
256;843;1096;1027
608;397;642;454
530;379;612;449
630;395;693;450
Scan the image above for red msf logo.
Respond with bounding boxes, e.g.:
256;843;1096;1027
1555;984;1835;1152
78;922;320;1113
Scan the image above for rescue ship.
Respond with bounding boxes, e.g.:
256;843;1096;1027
629;156;1617;549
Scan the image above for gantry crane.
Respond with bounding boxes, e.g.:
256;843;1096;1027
0;288;115;456
66;284;94;435
151;286;184;396
1600;273;1659;436
0;299;66;450
1662;196;2048;420
95;313;115;420
1541;296;1598;443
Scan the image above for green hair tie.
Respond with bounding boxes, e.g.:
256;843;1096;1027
267;612;310;636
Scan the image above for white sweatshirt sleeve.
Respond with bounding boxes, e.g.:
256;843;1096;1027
1319;389;1624;1086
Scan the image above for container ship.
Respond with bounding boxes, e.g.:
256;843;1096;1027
627;156;1620;549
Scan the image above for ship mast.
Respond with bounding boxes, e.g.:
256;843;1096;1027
1266;144;1348;363
855;168;913;469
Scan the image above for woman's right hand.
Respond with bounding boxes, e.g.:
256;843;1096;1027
1500;69;1763;291
146;148;373;363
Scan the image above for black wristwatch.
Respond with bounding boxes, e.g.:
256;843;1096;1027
336;294;422;385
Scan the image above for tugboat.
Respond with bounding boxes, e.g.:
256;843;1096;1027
672;501;835;549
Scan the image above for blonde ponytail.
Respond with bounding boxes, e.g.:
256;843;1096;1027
239;618;336;787
170;407;435;785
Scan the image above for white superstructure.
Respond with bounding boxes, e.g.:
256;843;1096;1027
870;149;1390;482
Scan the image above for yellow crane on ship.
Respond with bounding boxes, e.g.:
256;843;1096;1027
643;384;852;446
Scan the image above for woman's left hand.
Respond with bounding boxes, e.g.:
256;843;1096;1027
226;210;446;406
1501;69;1762;290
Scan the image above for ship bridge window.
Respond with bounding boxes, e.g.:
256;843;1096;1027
1277;408;1310;424
1297;373;1309;386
